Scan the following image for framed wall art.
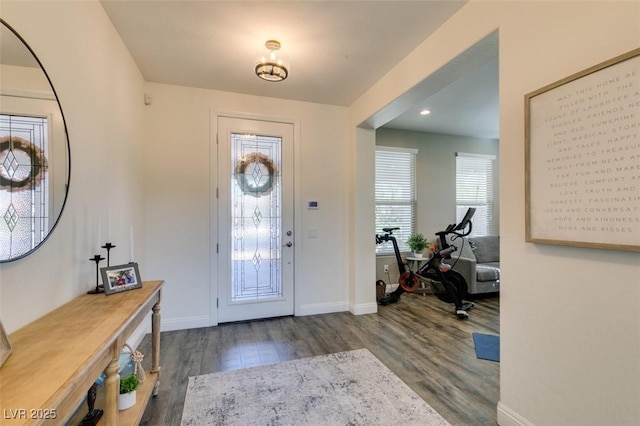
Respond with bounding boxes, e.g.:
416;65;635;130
525;47;640;252
101;262;142;295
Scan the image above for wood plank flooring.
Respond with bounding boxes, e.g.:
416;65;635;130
139;292;499;425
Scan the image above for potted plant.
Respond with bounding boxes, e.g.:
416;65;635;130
119;374;139;411
406;232;429;257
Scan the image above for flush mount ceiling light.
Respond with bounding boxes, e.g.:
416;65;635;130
420;109;431;116
255;40;289;82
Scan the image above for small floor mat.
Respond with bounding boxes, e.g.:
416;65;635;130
472;332;500;362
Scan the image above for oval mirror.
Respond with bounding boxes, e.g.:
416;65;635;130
0;19;70;262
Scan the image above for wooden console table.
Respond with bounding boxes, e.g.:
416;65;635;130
0;280;163;425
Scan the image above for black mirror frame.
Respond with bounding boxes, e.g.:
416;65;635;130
0;19;71;263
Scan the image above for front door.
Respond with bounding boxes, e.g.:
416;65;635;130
217;116;294;323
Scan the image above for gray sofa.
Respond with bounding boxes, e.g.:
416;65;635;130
442;235;500;296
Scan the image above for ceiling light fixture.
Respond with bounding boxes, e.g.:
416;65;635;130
255;40;289;82
420;109;431;116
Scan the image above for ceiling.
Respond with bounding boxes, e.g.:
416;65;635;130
0;23;39;68
94;1;498;139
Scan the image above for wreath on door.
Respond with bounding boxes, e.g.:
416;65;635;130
235;152;278;197
0;136;49;191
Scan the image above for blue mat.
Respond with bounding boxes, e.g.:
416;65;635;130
472;332;500;362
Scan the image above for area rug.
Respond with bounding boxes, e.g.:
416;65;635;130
472;332;500;362
181;348;450;426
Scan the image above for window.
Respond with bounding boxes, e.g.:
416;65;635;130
456;153;495;236
375;147;417;254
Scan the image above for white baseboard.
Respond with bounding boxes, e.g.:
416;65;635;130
126;314;210;350
350;302;378;315
160;315;212;332
497;401;534;426
296;301;349;316
127;321;148;349
147;303;374;334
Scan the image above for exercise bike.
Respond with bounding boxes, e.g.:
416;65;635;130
375;208;476;319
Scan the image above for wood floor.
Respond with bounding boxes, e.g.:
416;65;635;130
139;292;500;425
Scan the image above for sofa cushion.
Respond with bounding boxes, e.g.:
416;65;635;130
476;263;500;282
469;236;499;263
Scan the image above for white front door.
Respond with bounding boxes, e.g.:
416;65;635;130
217;116;294;323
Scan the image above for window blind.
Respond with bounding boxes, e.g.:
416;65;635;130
375;147;417;254
456;153;495;236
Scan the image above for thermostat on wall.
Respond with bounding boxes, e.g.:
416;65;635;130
308;201;319;209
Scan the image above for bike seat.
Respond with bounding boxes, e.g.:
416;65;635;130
382;227;400;233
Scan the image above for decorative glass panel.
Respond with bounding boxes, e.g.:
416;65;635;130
0;114;49;260
230;133;282;302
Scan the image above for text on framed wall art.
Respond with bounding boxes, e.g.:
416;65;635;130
525;48;640;252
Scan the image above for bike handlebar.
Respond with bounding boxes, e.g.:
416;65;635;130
377;206;474;251
437;245;457;258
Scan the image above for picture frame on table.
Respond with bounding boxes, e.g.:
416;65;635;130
101;262;142;295
0;320;12;367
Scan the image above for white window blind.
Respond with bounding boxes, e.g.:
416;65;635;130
375;147;417;254
456;153;495;236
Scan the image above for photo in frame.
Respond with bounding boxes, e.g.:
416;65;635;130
101;262;142;295
525;47;640;252
0;320;12;367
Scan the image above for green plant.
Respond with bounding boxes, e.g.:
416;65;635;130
406;232;429;252
119;374;139;395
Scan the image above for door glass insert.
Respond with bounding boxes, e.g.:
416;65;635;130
230;133;282;302
0;114;49;259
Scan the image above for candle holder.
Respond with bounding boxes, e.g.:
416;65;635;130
78;382;103;425
101;242;116;267
87;254;105;295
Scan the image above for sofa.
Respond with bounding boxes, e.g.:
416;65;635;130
441;235;500;296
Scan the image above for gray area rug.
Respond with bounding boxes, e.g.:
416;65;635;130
181;348;450;426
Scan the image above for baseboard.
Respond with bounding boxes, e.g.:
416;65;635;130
151;304;378;332
160;314;212;332
297;301;349;316
156;306;361;331
350;302;377;315
127;315;210;349
497;401;534;426
127;321;148;349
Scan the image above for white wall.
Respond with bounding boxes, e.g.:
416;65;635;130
142;82;352;329
0;1;146;333
351;1;640;424
350;126;377;314
0;64;51;92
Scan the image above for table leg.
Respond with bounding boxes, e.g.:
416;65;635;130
151;298;161;396
104;355;120;425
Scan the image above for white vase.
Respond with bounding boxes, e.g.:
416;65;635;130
119;390;136;410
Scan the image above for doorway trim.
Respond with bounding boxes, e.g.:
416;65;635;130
209;110;301;326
